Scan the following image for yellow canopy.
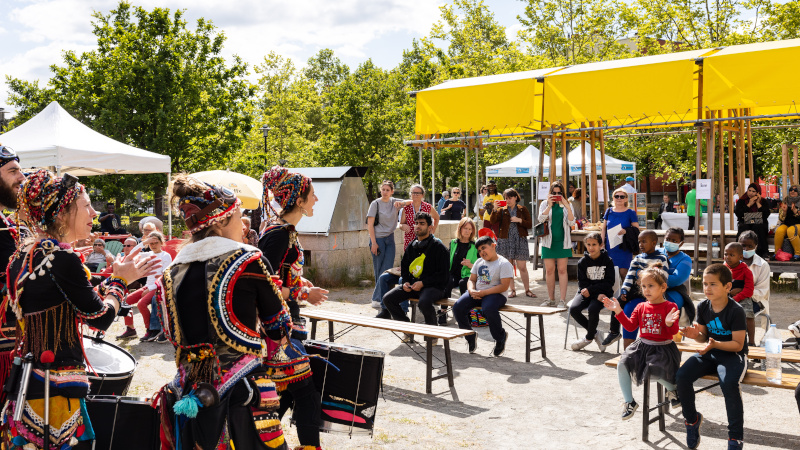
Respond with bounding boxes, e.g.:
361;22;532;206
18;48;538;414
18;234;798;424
414;68;561;135
703;39;800;117
542;49;716;129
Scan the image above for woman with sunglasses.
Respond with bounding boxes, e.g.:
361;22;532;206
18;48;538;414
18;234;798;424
774;184;800;260
538;181;575;306
5;169;159;449
734;183;771;258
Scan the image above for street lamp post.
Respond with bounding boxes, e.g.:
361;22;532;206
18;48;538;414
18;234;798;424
260;125;271;171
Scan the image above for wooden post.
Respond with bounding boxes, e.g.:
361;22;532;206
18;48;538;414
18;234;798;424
550;126;557;185
706;111;716;267
746;113;754;184
561;131;568;185
718;114;726;248
727;112;734;231
782;144;789;198
580;127;587;221
464;133;469;207
419;135;424;185
599;128;609;215
737;110;746;197
794;145;799;186
589;122;598;223
431;135;437;206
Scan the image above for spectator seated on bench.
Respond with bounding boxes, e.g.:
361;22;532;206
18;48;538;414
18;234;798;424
740;231;771;347
440;217;478;325
452;236;513;357
569;232;615;352
383;212;450;337
676;264;747;450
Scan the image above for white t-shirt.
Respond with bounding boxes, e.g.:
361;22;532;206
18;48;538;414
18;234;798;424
471;255;514;291
620;183;637;194
146;250;173;291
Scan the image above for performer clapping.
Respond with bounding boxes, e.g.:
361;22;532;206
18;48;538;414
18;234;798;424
4;169;160;449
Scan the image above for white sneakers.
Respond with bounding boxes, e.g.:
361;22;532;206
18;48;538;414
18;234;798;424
571;331;607;352
789;320;800;339
540;299;556;307
371;301;382;310
593;331;608;352
571;338;592;351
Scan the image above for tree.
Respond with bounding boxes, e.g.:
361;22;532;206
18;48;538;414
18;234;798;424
5;1;253;214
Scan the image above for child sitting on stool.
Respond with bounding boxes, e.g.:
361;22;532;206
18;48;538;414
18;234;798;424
569;232;615;352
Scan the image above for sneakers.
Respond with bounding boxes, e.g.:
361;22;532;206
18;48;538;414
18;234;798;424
789;320;800;339
371;301;383;310
728;439;744;450
621;400;638;420
155;332;168;343
556;300;566;308
492;331;508;357
593;331;607;352
140;329;160;342
571;338;592;351
601;331;621;347
437;309;448;325
539;299;556;307
117;327;137;340
666;390;681;409
375;309;391;319
467;337;478;354
685;412;703;449
401;333;414;343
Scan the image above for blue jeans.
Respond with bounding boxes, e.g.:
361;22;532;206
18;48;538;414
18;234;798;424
377;272;407;313
370;235;396;302
453;292;507;342
676;350;747;440
150;297;161;331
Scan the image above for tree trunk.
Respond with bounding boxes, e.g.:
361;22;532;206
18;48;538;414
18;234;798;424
154;192;164;220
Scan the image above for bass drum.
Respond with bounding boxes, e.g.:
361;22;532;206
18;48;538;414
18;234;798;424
304;340;385;436
75;396;160;450
83;336;136;396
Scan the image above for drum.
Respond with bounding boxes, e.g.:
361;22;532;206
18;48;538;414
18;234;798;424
82;336;136;396
304;340;384;436
77;396;160;450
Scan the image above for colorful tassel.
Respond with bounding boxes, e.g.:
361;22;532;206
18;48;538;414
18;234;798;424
173;391;202;418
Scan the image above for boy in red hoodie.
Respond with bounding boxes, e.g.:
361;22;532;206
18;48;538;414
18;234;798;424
723;242;755;346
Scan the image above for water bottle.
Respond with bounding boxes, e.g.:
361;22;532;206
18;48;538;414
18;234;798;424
764;324;782;384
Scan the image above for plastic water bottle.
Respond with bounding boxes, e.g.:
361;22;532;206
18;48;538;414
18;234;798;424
764;324;782;384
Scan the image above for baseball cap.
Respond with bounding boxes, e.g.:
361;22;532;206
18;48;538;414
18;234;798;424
626;176;634;182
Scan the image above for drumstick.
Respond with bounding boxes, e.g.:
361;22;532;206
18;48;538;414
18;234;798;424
41;351;55;450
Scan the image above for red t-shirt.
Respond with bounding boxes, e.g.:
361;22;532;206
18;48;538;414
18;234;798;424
616;300;680;342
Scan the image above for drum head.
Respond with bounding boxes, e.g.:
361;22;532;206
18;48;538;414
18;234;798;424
83;337;136;375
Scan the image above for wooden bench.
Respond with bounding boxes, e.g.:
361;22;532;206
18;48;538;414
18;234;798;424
300;309;475;400
409;298;566;362
605;353;800;441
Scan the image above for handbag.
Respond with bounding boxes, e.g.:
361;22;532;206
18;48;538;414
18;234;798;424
534;220;549;238
774;249;792;261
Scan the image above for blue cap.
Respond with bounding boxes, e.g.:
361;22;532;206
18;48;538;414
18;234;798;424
626;176;634;182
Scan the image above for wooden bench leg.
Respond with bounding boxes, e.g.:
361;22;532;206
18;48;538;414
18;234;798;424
657;383;665;433
443;339;454;389
310;319;318;340
328;321;335;342
642;377;650;441
425;338;433;394
411;301;417;323
525;315;532;363
538;314;547;359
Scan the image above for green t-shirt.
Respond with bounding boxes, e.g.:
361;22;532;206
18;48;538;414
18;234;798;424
685;189;708;217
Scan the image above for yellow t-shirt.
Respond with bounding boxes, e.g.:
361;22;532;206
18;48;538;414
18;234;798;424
482;193;503;221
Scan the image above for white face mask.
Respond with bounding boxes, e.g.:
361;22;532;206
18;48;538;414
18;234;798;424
742;249;756;259
663;241;680;253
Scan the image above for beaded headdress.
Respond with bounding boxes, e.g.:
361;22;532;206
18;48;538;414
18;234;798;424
16;169;85;236
178;182;241;234
261;166;311;220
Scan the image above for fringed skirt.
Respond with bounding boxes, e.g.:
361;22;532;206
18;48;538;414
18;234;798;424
619;338;681;386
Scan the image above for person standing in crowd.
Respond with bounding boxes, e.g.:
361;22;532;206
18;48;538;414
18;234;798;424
734;183;771;258
383;212;449;341
620;176;637;195
452;236;513;356
491;188;535;298
367;180;407;309
259;166;328;449
774;184;800;260
84;238;114;272
570;232;614;352
5;169;158;449
570;188;584;223
685;181;707;230
436;190;449;214
119;231;172;342
481;180;503;225
400;184;439;251
733;185;740;204
242;215;259;246
655;193;675;229
155;175;291;450
474;185;488;219
98;202;126;234
441;187;467;221
538;182;574;307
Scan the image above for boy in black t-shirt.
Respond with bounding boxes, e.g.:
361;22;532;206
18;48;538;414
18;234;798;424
677;264;747;450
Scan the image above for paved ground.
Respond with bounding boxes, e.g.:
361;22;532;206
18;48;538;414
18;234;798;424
109;266;800;449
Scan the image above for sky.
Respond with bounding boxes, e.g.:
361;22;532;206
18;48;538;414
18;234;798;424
0;0;526;115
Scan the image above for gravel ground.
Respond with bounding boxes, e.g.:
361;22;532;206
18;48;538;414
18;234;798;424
107;265;800;449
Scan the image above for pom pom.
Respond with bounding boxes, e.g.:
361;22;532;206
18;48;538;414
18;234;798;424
45;261;52;268
173;392;202;418
38;269;45;276
48;254;55;261
69;436;79;446
29;273;36;280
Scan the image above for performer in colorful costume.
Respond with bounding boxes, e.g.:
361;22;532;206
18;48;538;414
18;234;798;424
259;166;328;450
3;169;159;449
155;175;293;449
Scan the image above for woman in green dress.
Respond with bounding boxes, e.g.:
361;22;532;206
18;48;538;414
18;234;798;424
537;181;575;307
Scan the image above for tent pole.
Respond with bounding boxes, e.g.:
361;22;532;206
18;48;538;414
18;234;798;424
706;111;716;268
589;122;598;223
464;134;469;208
693;125;703;275
719;112;727;247
599;128;609;216
419;135;423;185
580;127;587;221
167;172;172;238
474;132;479;219
431;142;436;206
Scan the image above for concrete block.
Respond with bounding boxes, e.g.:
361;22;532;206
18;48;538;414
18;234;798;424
343;231;359;250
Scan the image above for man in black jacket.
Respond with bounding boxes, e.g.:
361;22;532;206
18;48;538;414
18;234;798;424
654;194;675;229
383;212;449;334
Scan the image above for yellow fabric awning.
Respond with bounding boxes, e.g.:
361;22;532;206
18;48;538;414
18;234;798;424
543;49;715;129
414;68;561;136
703;39;800;117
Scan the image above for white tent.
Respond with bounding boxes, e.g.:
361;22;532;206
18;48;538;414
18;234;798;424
485;145;548;178
549;147;635;176
0;101;171;176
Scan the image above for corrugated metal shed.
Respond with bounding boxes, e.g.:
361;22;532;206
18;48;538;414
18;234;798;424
288;166;369;235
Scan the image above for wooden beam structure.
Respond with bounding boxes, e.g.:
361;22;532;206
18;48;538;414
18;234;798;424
589;122;598;223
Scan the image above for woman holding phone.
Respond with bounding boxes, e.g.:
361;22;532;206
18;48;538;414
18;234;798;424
490;188;534;298
537;181;574;307
734;182;771;258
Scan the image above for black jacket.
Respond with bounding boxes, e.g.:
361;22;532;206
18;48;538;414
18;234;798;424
401;234;449;290
621;225;640;255
658;202;675;214
577;249;615;298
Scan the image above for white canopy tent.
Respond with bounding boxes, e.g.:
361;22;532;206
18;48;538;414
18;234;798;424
485;145;548;178
549;147;636;177
0;101;173;232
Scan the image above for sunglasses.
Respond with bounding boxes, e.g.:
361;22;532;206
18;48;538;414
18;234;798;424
123;244;134;247
0;145;19;161
790;188;799;192
93;243;104;247
411;192;423;196
614;195;627;199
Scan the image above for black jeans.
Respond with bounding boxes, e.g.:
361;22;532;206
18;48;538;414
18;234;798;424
384;285;445;326
276;377;321;447
676;350;747;440
796;383;800;414
688;215;696;230
608;297;629;334
568;293;606;340
446;273;469;297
